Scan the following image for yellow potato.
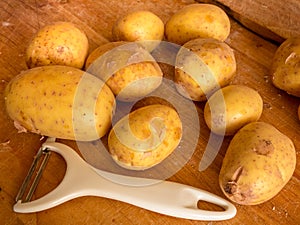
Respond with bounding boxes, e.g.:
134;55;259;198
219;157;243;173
204;85;263;136
4;65;115;141
271;37;300;97
165;4;230;45
175;38;236;101
85;42;163;102
108;104;182;170
25;22;89;69
219;122;296;205
85;41;128;68
112;10;164;52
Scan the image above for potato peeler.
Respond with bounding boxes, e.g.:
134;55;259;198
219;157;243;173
14;138;236;221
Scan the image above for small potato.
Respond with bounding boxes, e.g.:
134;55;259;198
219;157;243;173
219;122;296;205
85;42;163;102
204;85;263;136
26;22;89;69
4;66;115;141
112;11;164;52
108;104;182;170
271;37;300;97
165;4;230;45
85;41;128;68
175;38;236;101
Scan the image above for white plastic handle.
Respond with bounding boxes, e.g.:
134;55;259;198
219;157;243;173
14;142;236;221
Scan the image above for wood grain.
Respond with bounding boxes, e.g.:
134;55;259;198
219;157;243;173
0;0;299;224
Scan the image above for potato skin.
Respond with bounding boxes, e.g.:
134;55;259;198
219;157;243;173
108;104;182;170
271;37;300;97
204;85;263;136
4;66;115;141
26;22;89;69
112;11;164;52
175;38;236;101
85;42;163;102
165;4;230;45
219;122;296;205
85;41;128;69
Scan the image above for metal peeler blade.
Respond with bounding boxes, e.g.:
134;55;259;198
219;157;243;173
15;137;56;203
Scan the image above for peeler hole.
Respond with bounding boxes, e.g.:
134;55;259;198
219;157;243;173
32;151;67;200
197;200;225;211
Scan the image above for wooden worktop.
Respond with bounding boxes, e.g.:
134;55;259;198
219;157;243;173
0;0;299;224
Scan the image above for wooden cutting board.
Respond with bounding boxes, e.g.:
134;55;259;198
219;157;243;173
0;0;299;224
197;0;300;43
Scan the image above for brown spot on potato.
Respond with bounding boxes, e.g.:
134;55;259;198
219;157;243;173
253;139;274;156
57;46;65;54
224;166;245;198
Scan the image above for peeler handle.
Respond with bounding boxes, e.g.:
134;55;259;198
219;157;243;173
101;178;237;221
14;141;236;221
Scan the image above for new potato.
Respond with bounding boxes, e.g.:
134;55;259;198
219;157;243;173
204;85;263;136
175;38;236;101
271;37;300;97
219;122;296;205
85;41;163;102
26;22;89;69
108;104;182;170
165;4;230;45
4;65;115;141
112;10;164;52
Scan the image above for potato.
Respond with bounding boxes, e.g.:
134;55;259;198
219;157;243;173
108;104;182;170
175;38;236;101
4;65;115;141
165;4;230;45
112;10;164;52
204;85;263;136
85;42;163;102
85;41;128;68
219;122;296;205
25;22;89;69
271;37;300;97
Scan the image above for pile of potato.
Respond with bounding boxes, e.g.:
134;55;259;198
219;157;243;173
4;3;297;206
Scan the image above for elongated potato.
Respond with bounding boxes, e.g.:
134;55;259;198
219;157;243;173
4;65;115;141
219;122;296;205
108;104;182;170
